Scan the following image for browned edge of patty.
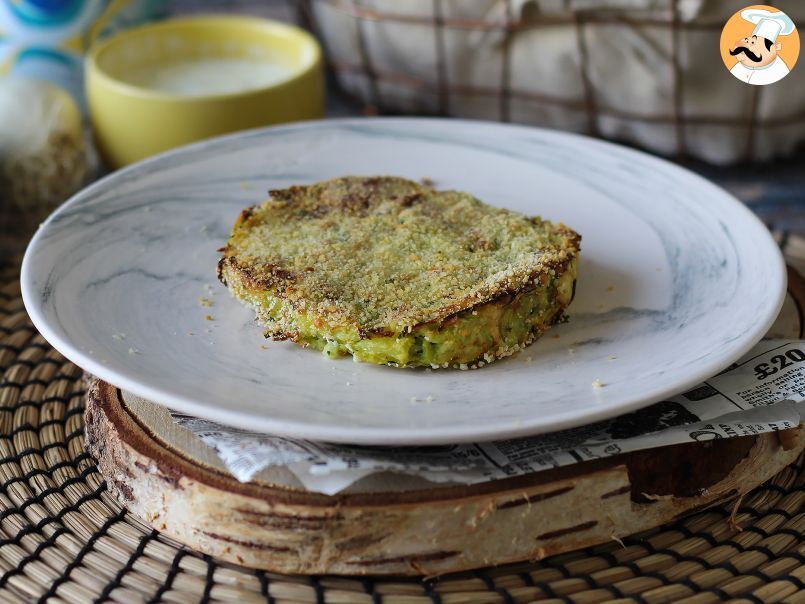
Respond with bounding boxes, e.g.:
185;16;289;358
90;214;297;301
218;226;579;340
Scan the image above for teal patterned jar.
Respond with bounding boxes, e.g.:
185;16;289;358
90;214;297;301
0;0;165;106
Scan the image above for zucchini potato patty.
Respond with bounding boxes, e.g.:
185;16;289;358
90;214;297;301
218;176;580;368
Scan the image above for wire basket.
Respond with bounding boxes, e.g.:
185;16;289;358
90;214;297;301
301;0;805;165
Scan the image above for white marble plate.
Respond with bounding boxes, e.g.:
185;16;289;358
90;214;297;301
21;119;785;445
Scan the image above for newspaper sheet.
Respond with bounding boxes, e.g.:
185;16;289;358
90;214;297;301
173;339;805;494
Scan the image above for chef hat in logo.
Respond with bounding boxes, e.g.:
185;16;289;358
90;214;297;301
741;8;796;42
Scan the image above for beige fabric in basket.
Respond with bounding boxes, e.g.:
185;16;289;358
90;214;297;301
312;0;805;164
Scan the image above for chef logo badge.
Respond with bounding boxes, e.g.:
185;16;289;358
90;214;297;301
720;5;799;86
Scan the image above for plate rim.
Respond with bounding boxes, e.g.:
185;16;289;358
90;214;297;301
21;117;788;444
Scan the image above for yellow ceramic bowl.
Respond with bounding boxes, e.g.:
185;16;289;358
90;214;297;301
86;15;323;168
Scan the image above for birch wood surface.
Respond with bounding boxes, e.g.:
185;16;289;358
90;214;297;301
85;380;804;576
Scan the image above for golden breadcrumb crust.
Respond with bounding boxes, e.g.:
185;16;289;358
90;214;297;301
219;176;580;341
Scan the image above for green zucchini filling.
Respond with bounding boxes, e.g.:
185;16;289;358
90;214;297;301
235;259;576;368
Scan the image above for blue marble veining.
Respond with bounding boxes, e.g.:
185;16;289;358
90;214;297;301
20;118;787;445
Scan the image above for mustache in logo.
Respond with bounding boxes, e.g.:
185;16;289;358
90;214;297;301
730;46;763;62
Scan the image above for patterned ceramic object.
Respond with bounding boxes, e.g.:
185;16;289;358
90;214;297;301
0;0;165;104
21;119;786;445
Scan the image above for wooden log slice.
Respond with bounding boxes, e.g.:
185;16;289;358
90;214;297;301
86;380;803;576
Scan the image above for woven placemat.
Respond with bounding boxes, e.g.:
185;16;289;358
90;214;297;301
1;258;803;604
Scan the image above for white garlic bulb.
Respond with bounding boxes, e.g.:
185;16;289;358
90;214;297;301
0;78;92;238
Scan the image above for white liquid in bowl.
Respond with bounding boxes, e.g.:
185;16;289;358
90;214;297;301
125;58;291;96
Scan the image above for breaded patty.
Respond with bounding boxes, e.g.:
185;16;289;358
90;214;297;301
218;176;580;368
